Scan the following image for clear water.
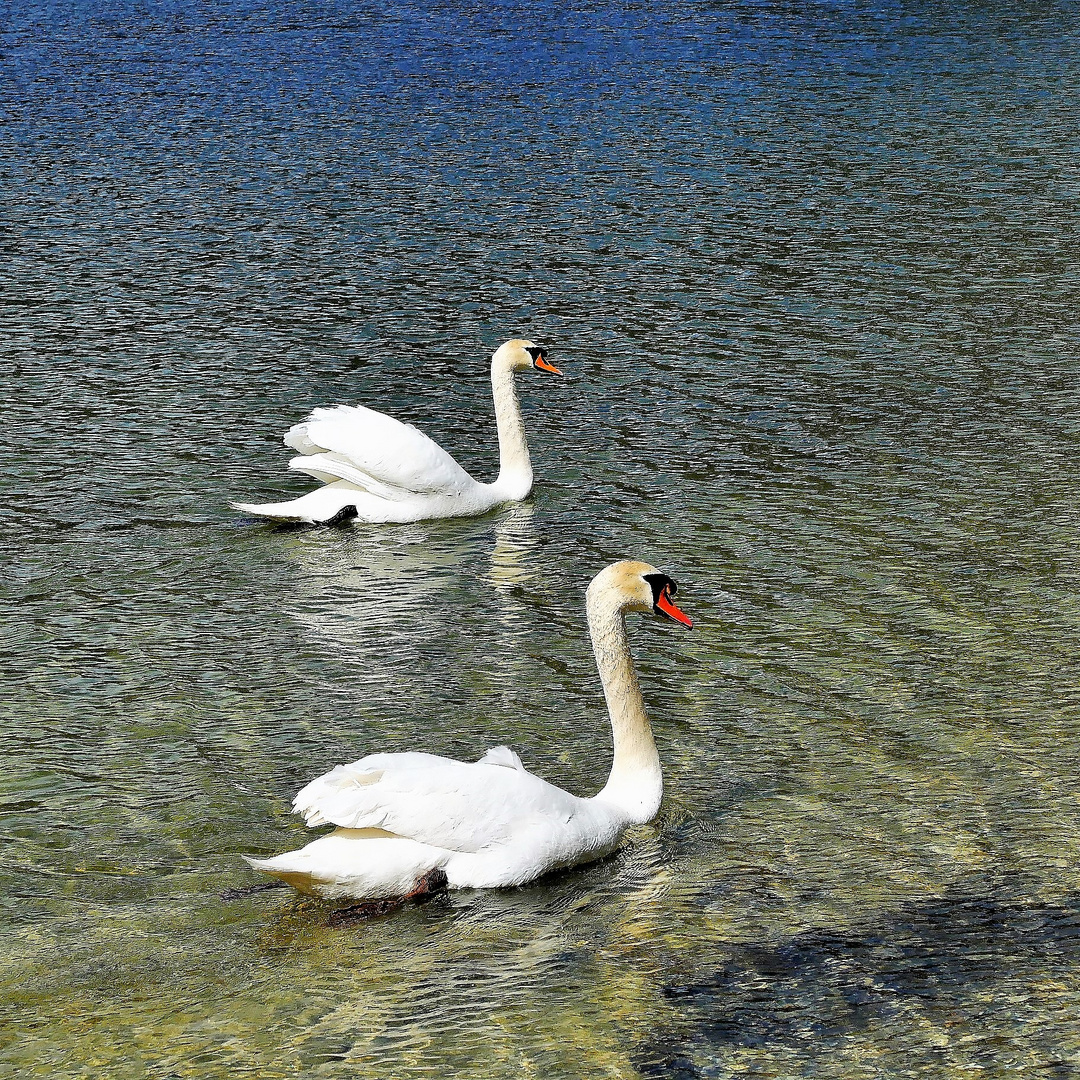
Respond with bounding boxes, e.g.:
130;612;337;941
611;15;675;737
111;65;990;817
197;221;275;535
4;1;1080;1076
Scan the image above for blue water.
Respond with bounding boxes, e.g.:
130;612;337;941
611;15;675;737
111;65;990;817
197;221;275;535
4;2;1080;1077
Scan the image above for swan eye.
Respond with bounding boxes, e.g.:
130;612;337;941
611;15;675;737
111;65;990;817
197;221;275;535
643;571;693;628
643;572;676;607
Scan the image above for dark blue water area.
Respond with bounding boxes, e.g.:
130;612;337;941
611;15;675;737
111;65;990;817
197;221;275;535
5;0;1080;360
0;0;1076;557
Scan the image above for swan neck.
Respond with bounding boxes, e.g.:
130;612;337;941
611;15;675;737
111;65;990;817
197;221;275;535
490;356;532;500
588;591;663;823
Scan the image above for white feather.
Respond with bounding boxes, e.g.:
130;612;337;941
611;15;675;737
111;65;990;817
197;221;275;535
288;405;475;495
232;339;553;524
245;561;689;902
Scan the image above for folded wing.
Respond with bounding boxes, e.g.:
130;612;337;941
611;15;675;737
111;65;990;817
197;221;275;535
292;748;577;854
285;405;478;499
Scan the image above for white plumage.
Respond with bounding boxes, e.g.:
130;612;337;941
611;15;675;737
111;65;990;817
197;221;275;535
245;561;693;901
232;338;560;524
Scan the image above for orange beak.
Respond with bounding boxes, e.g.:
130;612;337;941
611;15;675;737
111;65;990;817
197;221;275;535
656;590;693;628
534;354;562;375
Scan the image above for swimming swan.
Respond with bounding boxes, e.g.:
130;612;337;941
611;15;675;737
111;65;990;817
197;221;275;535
232;338;561;525
245;561;693;903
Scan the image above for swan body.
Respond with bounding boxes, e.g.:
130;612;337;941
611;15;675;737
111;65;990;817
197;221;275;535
245;561;693;900
232;339;560;524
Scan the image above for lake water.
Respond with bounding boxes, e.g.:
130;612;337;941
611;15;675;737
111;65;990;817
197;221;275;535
4;1;1080;1076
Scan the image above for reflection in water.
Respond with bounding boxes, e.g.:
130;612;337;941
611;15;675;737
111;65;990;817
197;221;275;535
248;830;676;1077
487;502;540;594
280;504;540;680
281;517;477;666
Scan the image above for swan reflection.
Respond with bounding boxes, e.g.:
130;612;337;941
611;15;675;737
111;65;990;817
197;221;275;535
279;504;541;679
486;502;540;592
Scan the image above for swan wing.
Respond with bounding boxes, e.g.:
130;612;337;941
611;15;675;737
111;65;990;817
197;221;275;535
284;405;478;498
477;745;526;770
287;454;411;503
292;749;576;853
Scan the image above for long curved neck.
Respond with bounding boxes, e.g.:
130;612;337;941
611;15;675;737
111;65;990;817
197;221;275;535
588;590;663;824
489;358;533;500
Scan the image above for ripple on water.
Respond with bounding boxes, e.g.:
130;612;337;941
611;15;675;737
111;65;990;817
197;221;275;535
3;0;1080;1076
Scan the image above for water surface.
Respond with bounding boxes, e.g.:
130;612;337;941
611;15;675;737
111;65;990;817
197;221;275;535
3;1;1080;1076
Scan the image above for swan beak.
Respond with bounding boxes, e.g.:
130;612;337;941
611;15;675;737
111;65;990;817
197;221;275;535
534;354;562;375
656;591;693;628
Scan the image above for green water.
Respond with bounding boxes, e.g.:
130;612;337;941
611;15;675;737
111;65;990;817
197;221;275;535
5;0;1080;1076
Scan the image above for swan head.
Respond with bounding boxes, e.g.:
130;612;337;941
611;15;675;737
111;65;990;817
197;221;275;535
587;560;693;628
492;338;562;376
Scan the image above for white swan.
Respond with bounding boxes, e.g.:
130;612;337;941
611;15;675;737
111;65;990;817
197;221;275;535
232;338;561;525
245;561;693;904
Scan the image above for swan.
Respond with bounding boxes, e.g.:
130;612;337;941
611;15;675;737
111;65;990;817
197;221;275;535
245;560;693;906
232;338;561;525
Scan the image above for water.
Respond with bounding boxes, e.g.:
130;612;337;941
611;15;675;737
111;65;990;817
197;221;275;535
3;0;1080;1075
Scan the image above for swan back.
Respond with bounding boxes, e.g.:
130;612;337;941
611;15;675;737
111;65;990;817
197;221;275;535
284;404;477;499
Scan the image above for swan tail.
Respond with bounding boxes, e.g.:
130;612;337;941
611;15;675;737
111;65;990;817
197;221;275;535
242;855;325;896
244;830;449;900
230;482;367;524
